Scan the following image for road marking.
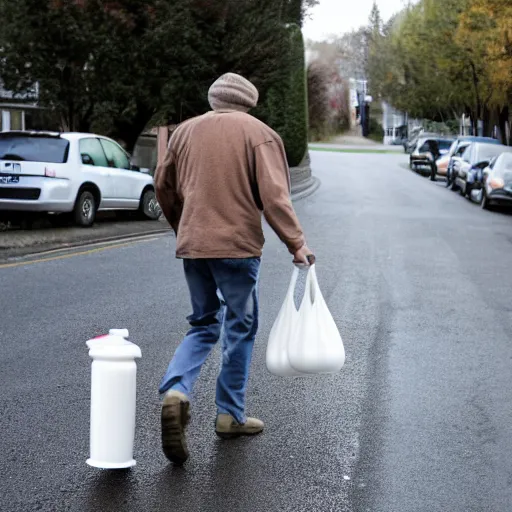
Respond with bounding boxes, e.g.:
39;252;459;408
0;237;159;269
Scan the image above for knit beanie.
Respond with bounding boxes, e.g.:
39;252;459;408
208;73;259;112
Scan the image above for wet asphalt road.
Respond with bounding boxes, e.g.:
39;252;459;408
2;150;512;512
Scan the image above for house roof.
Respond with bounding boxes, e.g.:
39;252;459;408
0;80;38;103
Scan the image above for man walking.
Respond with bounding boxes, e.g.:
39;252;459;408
154;73;312;465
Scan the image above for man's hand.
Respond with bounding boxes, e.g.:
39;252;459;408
293;244;315;267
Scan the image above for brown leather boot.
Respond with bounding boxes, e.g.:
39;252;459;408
215;414;264;439
161;390;191;464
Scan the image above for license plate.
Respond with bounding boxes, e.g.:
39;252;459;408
0;176;20;184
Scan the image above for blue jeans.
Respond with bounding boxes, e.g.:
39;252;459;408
159;258;260;424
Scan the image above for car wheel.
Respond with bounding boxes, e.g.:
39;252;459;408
74;190;96;227
139;189;162;220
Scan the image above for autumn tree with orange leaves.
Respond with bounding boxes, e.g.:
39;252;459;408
367;0;512;142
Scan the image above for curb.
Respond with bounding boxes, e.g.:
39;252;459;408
292;176;321;201
1;228;172;260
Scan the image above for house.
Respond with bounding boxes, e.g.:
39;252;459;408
381;102;408;144
0;80;46;132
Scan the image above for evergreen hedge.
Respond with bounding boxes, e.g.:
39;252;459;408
256;23;308;168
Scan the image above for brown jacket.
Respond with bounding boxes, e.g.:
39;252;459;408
154;111;305;259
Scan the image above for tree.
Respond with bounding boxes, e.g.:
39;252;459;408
367;0;478;123
457;0;512;138
0;0;315;156
282;25;309;166
91;0;212;150
368;1;382;36
364;0;512;140
283;0;319;26
307;61;331;140
0;0;212;151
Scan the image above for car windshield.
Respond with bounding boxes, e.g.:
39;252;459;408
415;139;427;151
448;140;458;155
0;134;70;163
455;143;470;157
438;140;453;151
494;153;512;180
477;144;510;163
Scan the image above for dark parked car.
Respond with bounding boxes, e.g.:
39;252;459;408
445;136;500;188
409;137;454;176
454;142;512;197
470;152;512;209
404;131;440;154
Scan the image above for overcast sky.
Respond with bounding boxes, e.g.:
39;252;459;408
303;0;408;41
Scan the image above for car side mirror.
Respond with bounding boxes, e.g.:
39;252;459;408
81;153;94;165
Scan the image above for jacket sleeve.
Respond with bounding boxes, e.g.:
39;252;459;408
154;145;182;234
254;139;306;254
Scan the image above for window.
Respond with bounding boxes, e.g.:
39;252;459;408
455;145;468;157
462;146;472;162
99;139;130;170
493;154;512;181
79;138;108;167
0;134;69;163
480;145;510;162
438;140;453;151
10;110;23;130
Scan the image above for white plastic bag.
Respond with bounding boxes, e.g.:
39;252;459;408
287;265;345;374
266;267;305;377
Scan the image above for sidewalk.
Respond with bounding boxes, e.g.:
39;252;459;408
0;216;171;259
310;133;404;153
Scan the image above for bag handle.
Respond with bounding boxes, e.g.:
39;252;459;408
309;264;320;291
302;264;318;306
286;267;300;299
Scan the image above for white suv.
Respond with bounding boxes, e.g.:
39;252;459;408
0;131;161;226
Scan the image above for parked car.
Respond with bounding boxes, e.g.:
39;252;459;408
470;152;512;209
404;131;440;154
409;137;454;177
453;142;512;197
438;141;470;180
0;131;161;226
444;136;500;188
